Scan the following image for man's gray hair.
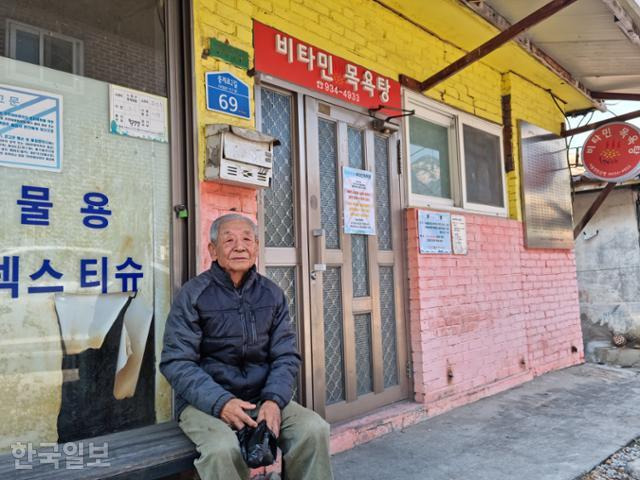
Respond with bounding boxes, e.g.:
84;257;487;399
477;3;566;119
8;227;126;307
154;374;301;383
209;214;258;244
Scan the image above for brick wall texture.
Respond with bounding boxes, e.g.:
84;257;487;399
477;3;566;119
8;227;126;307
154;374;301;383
406;209;583;414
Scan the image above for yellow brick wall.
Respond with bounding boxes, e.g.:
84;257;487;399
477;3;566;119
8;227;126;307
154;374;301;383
193;0;569;219
193;0;503;172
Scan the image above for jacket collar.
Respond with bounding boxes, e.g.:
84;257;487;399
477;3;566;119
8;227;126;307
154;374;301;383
209;261;258;292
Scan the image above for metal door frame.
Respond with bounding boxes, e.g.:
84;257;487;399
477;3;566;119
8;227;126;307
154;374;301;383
255;84;314;408
167;0;197;290
305;97;409;422
255;74;411;423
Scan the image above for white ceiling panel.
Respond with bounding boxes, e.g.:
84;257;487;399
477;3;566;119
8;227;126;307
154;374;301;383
483;0;640;94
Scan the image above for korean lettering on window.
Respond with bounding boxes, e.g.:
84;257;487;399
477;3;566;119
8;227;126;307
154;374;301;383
17;185;112;229
2;185;144;298
0;255;144;299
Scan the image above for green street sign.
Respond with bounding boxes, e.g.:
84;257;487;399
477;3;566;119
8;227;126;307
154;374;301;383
208;38;249;69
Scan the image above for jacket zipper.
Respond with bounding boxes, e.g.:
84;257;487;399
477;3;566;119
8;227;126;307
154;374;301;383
236;290;248;358
237;287;258;347
240;312;248;357
250;311;257;345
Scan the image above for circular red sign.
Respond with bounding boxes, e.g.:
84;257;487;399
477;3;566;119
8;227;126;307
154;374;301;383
581;122;640;182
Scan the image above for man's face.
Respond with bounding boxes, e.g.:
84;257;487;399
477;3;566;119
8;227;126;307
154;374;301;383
208;219;258;276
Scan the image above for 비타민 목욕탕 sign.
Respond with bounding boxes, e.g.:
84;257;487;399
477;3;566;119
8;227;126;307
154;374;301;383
253;20;401;111
0;84;62;172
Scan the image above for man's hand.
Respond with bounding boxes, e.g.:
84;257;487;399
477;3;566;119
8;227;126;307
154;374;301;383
220;398;258;430
257;400;281;438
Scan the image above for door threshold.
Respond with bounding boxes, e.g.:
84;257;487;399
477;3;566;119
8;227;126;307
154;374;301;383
329;401;427;455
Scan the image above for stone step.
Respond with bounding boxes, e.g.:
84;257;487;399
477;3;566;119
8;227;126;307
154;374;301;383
593;345;640;368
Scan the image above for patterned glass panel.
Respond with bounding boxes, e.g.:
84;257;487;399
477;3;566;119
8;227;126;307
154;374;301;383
348;127;364;169
266;266;299;401
323;267;345;404
351;235;369;297
375;135;392;250
354;313;373;395
379;266;399;388
319;119;339;249
260;89;295;247
265;267;297;342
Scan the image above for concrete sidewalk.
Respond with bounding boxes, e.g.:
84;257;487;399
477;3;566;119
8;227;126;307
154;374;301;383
331;364;640;480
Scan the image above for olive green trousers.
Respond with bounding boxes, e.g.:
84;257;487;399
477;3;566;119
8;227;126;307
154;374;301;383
179;401;333;480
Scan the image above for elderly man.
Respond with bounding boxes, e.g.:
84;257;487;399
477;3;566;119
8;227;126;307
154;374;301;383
160;214;333;480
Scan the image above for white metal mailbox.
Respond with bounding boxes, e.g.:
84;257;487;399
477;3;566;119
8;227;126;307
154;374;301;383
204;124;278;188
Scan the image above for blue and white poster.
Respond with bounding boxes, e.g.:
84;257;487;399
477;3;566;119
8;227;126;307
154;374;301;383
0;84;62;172
418;210;452;254
343;166;375;235
205;72;251;119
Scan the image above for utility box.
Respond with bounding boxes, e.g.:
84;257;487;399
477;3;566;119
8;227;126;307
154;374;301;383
204;124;278;188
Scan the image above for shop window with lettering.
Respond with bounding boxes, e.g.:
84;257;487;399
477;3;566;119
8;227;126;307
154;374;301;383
405;91;506;216
0;0;173;461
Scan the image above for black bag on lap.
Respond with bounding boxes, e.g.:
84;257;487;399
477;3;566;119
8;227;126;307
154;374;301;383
237;420;278;468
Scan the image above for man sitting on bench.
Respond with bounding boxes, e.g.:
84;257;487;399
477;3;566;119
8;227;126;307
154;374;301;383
160;214;333;480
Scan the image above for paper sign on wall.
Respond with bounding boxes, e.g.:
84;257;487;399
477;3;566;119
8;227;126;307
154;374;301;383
418;210;452;254
0;84;62;172
109;85;168;142
451;214;467;255
343;166;375;235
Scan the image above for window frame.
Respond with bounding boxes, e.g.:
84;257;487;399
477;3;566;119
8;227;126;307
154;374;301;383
5;19;84;75
403;89;507;217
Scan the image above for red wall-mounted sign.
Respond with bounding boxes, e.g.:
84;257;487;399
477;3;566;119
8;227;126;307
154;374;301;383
582;122;640;182
253;20;401;111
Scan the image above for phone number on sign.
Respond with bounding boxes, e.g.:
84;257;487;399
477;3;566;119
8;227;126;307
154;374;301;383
316;81;361;103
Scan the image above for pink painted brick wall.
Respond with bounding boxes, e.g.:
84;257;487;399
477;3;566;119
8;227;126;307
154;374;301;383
198;181;258;272
407;209;583;414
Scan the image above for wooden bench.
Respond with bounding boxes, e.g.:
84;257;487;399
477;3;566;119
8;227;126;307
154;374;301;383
0;422;198;479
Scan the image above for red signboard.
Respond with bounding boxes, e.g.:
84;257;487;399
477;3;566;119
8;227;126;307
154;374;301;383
582;122;640;182
253;20;401;111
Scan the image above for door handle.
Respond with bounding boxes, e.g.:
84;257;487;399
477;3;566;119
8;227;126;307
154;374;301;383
310;228;326;280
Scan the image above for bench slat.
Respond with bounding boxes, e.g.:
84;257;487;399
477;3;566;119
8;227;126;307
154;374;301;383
0;422;198;480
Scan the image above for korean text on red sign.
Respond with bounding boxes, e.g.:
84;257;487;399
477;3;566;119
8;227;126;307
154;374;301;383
582;122;640;182
253;20;401;111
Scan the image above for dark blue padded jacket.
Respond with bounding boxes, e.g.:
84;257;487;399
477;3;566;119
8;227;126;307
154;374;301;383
160;261;301;419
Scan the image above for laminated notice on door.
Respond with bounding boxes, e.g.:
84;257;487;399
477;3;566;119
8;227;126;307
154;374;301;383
343;166;375;235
